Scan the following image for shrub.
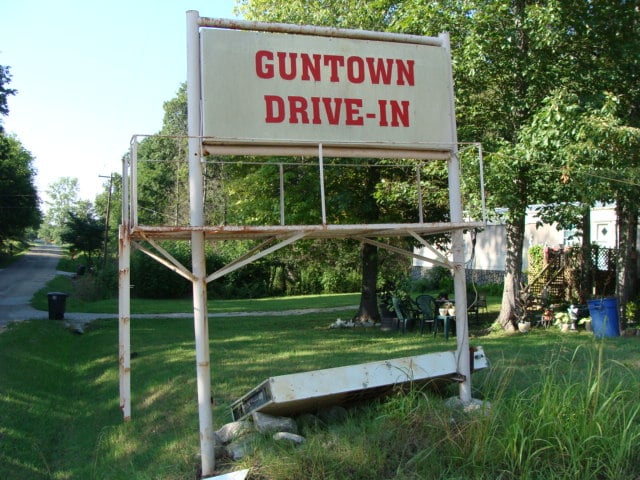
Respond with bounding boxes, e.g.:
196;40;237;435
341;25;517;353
130;242;192;299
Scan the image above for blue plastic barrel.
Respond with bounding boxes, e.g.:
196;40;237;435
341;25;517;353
587;297;620;338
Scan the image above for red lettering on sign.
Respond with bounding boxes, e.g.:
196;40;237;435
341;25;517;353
255;50;274;79
378;99;410;127
263;95;409;127
301;53;321;81
277;52;297;80
264;95;285;122
396;59;415;86
366;58;394;85
322;97;343;124
323;55;345;82
288;96;309;123
255;50;415;86
344;98;364;125
347;56;365;84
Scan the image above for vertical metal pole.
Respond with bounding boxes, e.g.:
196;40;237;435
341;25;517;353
478;143;487;224
440;32;472;404
119;151;131;421
100;174;113;267
318;143;327;225
187;10;215;476
279;163;285;225
118;224;131;421
131;139;138;227
416;163;424;223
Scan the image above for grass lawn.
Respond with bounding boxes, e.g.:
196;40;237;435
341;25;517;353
1;292;639;479
30;274;361;314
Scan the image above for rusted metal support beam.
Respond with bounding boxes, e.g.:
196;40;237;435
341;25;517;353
131;240;195;282
355;236;451;270
197;17;443;47
206;232;306;283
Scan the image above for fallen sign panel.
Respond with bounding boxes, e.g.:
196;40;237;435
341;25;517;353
231;347;489;420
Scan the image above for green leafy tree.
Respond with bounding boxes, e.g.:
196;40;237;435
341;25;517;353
0;65;17;132
94;172;122;265
135;84;189;226
40;177;83;243
60;210;104;266
393;0;639;329
0;66;41;248
521;90;640;316
236;0;445;320
0;135;42;247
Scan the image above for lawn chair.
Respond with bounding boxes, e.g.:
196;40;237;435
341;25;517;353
477;294;488;313
467;293;488;323
414;294;437;334
392;296;412;333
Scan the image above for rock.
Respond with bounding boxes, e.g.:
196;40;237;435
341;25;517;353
445;396;491;415
216;420;251;444
251;411;298;434
225;434;259;461
273;431;306;445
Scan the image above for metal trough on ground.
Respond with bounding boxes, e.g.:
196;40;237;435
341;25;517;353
231;347;489;420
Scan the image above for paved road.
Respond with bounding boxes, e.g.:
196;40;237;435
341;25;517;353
0;244;65;327
0;245;356;332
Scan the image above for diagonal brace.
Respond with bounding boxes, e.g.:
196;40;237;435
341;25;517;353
206;232;306;283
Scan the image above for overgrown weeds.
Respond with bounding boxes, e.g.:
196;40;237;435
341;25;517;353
1;308;639;479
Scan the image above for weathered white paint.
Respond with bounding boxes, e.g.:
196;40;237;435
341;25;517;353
200;27;455;150
231;348;490;420
187;10;216;477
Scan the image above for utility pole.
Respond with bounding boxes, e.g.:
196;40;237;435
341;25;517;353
99;174;113;267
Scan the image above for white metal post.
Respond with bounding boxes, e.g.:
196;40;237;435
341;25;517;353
318;143;327;225
118;224;131;421
279;163;285;225
440;32;472;404
119;149;131;420
187;10;215;476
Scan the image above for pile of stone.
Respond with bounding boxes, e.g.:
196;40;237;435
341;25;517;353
215;411;305;460
329;318;378;328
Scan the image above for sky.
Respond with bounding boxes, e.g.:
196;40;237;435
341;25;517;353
1;0;239;205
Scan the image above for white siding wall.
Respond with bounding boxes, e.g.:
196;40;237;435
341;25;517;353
415;204;629;273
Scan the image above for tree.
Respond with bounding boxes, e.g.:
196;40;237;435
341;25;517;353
94;172;122;265
40;177;82;243
522;90;640;318
0;65;17;132
393;0;639;330
237;0;446;320
0;66;41;248
60;210;104;265
0;135;42;247
135;84;190;226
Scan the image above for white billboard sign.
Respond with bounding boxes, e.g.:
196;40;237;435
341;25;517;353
200;28;455;151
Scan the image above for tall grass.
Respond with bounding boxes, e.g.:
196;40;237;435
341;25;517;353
1;307;639;479
245;340;640;480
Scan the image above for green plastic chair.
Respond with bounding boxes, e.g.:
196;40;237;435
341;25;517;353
414;294;437;334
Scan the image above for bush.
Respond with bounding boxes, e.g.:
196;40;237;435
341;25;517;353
72;261;119;301
416;266;453;292
320;268;360;293
130;242;192;299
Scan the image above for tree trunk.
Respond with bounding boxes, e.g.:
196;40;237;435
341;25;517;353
616;195;638;327
357;242;380;322
496;211;526;331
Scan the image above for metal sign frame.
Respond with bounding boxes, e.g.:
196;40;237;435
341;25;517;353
118;11;485;477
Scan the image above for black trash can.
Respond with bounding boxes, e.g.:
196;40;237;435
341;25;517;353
47;292;68;320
